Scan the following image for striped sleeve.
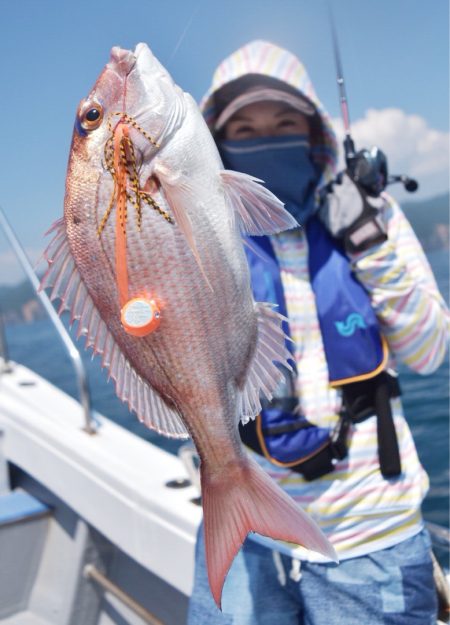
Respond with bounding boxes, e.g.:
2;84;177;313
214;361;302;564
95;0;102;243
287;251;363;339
349;195;449;374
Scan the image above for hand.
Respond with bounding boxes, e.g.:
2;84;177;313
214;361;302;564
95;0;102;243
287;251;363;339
319;172;388;254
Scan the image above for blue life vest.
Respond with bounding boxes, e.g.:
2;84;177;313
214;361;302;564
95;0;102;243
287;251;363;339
306;217;388;385
242;217;388;473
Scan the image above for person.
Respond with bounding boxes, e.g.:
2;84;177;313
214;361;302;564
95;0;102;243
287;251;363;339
187;40;450;625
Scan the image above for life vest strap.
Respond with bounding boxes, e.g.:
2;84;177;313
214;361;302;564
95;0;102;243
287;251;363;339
239;371;402;480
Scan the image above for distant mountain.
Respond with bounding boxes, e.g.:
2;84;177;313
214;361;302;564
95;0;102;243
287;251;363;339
0;278;45;324
0;280;36;312
401;192;449;251
0;193;448;323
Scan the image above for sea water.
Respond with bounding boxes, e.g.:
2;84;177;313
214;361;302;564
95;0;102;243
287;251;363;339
3;250;449;531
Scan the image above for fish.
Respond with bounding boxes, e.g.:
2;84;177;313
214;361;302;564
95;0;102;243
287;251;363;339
40;43;336;607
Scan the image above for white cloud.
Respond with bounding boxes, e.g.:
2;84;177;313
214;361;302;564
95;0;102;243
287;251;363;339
331;108;449;201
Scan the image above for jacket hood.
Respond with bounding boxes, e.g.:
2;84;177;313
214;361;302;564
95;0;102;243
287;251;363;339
200;40;338;185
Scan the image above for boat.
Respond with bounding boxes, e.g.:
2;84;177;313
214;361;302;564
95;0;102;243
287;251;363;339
0;206;448;624
0;207;202;624
0;358;203;625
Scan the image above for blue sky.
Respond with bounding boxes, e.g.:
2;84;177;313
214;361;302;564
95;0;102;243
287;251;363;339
0;0;448;285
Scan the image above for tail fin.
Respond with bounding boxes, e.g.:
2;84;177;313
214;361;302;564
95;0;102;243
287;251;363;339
201;455;337;608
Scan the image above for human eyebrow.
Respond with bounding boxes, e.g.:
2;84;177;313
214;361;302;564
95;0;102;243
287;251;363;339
274;106;301;117
227;114;253;123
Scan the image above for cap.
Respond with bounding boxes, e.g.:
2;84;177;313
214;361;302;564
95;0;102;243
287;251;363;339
214;86;315;131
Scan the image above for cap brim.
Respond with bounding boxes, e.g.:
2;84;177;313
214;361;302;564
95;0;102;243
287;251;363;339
214;87;315;131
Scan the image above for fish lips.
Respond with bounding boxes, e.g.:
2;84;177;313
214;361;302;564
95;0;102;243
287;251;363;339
107;42;156;78
108;46;137;77
105;44;172;182
75;44;175;188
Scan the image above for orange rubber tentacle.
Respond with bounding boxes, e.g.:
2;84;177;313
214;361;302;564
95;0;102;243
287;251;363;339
113;123;130;308
112;123;161;337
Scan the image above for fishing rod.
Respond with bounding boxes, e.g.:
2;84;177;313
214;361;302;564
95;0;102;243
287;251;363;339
329;7;418;197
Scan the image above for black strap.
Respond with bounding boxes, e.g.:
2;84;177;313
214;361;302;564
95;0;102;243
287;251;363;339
342;371;401;478
373;375;401;477
239;371;402;480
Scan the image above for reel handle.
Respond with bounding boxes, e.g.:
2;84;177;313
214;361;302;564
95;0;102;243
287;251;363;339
387;175;419;193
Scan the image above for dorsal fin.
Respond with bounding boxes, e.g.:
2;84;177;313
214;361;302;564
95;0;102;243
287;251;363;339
40;219;189;439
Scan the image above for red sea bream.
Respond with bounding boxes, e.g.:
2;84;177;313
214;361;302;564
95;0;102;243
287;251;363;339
40;43;336;607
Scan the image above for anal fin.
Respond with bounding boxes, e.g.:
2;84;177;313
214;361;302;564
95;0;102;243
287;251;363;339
237;302;293;423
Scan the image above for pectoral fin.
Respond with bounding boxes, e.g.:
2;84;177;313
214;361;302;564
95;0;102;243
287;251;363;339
154;161;213;291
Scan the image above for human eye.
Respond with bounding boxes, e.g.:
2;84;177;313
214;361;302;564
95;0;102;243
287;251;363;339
276;114;309;136
277;118;297;129
226;123;256;140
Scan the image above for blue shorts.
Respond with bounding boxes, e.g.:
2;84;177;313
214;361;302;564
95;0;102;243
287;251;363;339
187;527;437;625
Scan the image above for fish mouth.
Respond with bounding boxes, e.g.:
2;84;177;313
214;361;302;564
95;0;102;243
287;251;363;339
108;43;152;78
108;46;137;77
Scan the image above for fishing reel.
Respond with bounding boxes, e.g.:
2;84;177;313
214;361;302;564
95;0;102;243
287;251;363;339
329;8;419;200
346;145;418;197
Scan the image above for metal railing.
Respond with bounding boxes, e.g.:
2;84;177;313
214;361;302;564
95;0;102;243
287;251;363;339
84;564;166;624
0;206;96;434
0;314;12;373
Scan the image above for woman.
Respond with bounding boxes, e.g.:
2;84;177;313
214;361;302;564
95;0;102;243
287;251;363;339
187;40;449;625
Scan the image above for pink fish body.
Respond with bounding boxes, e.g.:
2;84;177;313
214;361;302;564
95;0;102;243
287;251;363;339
41;43;336;607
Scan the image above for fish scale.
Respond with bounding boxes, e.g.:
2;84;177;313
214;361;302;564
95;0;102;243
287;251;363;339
41;42;336;609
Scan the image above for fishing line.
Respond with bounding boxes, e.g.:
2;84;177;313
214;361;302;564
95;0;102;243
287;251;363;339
166;1;203;68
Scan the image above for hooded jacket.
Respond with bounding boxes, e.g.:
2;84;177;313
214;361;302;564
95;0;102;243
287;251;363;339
200;40;449;560
201;39;338;190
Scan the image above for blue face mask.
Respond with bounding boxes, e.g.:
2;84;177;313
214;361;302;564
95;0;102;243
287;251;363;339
219;135;320;225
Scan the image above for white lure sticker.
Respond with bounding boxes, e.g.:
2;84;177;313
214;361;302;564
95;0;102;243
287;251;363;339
121;298;161;337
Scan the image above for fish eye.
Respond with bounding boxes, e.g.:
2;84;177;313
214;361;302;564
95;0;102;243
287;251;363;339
80;102;104;131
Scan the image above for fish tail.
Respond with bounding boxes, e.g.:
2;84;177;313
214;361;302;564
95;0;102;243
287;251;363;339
200;455;337;609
